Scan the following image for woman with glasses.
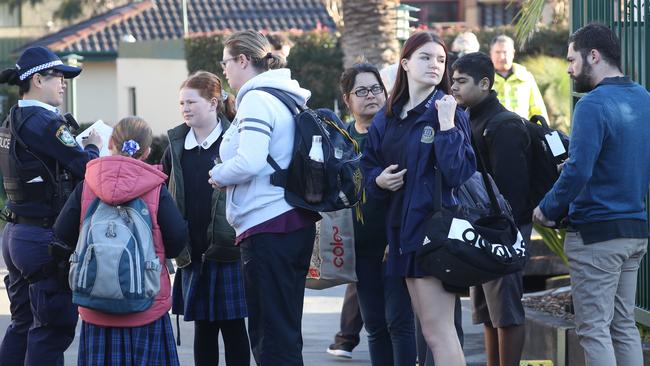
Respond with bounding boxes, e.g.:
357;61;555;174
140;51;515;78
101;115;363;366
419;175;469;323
361;32;476;366
208;30;318;365
337;63;417;365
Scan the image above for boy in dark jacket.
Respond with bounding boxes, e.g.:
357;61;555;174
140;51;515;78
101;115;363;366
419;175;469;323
451;52;532;366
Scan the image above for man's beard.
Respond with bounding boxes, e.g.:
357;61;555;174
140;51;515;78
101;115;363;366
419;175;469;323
573;60;594;93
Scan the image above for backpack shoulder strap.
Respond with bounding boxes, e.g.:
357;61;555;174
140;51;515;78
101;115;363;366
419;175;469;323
252;87;302;115
252;87;301;173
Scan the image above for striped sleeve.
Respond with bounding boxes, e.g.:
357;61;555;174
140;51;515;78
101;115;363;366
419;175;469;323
238;117;273;137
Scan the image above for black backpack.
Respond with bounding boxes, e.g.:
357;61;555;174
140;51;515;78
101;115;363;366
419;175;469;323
253;87;363;212
487;113;570;210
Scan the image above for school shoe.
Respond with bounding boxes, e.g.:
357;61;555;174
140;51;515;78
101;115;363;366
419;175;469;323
326;343;353;359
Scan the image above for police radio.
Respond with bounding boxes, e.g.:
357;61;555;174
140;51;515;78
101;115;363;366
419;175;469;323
63;113;80;132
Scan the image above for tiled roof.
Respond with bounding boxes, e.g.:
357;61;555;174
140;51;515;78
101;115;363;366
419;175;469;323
18;0;336;54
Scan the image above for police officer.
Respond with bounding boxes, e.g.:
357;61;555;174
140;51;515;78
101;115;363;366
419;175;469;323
0;46;102;365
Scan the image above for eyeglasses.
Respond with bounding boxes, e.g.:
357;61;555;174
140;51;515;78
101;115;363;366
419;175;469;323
38;71;65;84
219;56;238;69
350;85;384;97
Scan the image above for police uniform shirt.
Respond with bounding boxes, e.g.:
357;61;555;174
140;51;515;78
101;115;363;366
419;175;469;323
6;101;99;218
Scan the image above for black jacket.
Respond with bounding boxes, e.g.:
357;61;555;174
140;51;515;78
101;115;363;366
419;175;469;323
468;91;532;226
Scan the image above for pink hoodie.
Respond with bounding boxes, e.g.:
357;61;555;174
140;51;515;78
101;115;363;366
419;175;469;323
78;156;170;327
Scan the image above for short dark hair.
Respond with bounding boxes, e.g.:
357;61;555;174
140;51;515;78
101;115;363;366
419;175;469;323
451;52;495;88
569;23;621;70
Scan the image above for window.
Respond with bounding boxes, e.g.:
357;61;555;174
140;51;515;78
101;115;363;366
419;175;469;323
128;87;137;115
403;1;461;24
0;4;20;27
480;2;521;27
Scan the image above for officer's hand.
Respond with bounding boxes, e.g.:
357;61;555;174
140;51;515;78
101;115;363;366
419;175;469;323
435;95;457;131
83;129;103;150
376;164;407;191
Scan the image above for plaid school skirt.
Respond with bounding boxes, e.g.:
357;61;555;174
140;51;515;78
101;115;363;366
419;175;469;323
78;313;179;366
172;260;247;321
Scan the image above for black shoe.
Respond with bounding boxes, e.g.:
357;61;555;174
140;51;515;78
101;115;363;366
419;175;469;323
326;343;353;359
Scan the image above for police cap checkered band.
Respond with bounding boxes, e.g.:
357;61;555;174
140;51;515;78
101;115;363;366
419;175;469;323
19;60;64;81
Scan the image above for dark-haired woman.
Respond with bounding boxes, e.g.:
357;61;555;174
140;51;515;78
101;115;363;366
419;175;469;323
163;71;250;366
338;63;416;366
361;32;476;366
0;46;102;365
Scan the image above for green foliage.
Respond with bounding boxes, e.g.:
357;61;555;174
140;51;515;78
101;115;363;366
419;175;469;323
512;0;546;47
185;30;343;110
0;0;111;21
521;55;571;134
534;224;568;265
185;35;227;79
443;24;569;58
54;0;86;22
286;31;343;110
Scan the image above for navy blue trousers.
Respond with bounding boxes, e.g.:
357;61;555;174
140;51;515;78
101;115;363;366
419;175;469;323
240;225;315;366
356;257;416;366
0;223;77;366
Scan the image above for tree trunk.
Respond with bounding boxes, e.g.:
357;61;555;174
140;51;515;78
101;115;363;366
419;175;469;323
341;0;400;69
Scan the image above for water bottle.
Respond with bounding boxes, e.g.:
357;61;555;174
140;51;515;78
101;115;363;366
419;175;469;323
308;135;324;163
305;135;325;203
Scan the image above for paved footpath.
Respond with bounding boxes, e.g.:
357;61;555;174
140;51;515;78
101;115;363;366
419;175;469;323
0;254;487;365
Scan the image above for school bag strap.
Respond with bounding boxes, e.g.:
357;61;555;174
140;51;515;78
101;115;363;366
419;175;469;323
253;87;300;177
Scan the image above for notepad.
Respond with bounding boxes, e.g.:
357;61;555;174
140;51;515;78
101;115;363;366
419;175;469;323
75;120;113;157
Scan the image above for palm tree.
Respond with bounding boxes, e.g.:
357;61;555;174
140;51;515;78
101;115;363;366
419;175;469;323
340;0;401;69
514;0;569;47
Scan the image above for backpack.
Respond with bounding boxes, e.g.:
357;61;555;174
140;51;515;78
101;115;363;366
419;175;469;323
253;87;363;212
486;113;570;210
69;197;162;314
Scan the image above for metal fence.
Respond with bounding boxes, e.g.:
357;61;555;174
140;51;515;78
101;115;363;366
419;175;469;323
571;0;650;325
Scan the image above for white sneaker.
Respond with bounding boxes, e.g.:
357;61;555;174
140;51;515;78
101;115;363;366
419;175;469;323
326;346;353;359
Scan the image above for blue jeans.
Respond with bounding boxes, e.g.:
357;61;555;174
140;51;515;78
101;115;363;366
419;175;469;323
355;257;416;366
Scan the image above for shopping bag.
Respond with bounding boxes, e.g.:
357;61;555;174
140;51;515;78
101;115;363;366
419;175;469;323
306;209;357;289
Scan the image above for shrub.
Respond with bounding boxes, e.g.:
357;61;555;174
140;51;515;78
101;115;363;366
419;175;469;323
521;55;571;133
441;24;569;58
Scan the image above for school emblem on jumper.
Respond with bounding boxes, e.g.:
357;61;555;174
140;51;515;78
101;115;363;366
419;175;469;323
421;126;435;144
55;125;77;147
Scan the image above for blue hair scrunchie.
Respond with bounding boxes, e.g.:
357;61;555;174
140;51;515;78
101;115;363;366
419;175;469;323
122;139;140;156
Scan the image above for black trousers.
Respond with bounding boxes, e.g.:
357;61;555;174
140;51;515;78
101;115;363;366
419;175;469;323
240;225;315;366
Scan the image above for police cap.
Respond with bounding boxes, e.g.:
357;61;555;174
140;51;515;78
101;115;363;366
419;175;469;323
15;46;82;81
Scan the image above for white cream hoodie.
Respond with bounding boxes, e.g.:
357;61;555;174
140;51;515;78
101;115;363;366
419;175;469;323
210;69;311;236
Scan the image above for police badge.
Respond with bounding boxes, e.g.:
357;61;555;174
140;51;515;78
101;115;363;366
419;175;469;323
55;125;78;147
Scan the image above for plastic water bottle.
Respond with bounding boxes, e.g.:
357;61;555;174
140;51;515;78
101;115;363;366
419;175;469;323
305;135;325;203
308;136;324;162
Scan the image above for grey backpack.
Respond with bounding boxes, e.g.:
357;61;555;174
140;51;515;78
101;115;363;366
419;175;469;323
69;197;161;314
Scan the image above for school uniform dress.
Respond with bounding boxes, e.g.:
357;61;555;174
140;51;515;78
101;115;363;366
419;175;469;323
163;121;248;322
53;157;188;365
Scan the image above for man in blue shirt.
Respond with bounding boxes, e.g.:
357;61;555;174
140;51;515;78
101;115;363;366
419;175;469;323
534;23;650;366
